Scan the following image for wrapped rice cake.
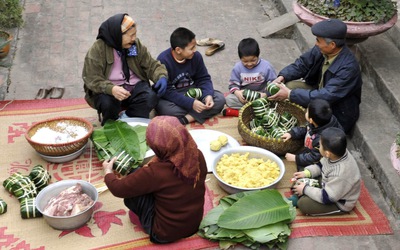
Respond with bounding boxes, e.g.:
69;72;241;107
11;176;37;201
0;198;7;214
20;197;42;219
29;165;51;191
3;172;25;193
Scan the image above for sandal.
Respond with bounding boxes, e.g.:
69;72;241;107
205;42;225;56
35;88;50;99
196;38;223;46
48;87;65;99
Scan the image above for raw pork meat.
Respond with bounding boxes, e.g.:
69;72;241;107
43;183;94;216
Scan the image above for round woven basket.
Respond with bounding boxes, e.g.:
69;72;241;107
25;117;94;156
238;101;306;156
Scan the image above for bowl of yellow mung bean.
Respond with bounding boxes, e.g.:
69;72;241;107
212;146;285;194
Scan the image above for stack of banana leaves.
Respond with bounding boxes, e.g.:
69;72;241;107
2;165;51;218
91;120;149;175
198;189;296;250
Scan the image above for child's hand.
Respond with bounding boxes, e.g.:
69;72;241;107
285;153;296;161
293;171;306;179
292;181;306;196
203;95;214;109
234;90;246;104
281;132;291;142
193;99;207;113
103;157;116;175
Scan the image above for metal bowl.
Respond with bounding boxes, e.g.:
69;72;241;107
36;180;98;230
212;146;285;194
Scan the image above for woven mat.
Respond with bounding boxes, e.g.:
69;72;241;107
0;99;392;250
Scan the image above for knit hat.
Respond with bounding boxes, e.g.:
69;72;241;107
311;19;347;39
121;15;135;33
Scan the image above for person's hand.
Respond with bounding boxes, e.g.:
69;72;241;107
293;171;306;179
273;76;285;84
192;99;206;113
234;90;246;104
103;157;116;175
285;153;296;162
281;132;292;142
204;95;214;109
153;77;168;97
112;86;131;101
292;181;306;196
268;82;291;101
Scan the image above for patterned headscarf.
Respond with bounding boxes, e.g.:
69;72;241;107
146;116;200;187
96;13;135;81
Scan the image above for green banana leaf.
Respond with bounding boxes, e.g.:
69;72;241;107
91;120;149;172
243;222;291;243
103;120;141;160
198;189;295;250
218;189;292;230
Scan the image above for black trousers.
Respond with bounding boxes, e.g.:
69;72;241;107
124;194;170;244
94;81;158;125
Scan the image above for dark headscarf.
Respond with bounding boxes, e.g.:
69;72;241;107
146;116;201;187
97;13;131;81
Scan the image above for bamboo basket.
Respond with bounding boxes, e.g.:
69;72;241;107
238;101;307;156
25;117;94;156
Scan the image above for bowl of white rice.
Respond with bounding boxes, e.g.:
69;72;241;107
25;116;93;157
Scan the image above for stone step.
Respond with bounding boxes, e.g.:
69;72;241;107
256;11;299;38
358;33;400;123
385;19;400;51
353;32;400;215
351;74;400;215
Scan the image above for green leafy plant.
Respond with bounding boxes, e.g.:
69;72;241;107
0;0;24;28
297;0;397;23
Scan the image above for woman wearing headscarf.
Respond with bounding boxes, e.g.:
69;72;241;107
102;116;207;243
83;13;168;125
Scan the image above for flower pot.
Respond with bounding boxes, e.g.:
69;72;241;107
0;31;13;59
293;1;398;44
390;142;400;175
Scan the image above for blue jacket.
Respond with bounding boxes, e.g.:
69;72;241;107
157;49;214;111
290;115;343;168
279;45;362;133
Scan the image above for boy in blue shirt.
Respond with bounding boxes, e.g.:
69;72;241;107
156;27;225;125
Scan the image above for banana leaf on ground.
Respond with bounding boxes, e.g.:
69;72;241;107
198;189;296;250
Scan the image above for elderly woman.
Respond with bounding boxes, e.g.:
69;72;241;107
102;116;207;243
83;13;168;125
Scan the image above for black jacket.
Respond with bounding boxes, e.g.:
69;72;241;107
290;116;343;168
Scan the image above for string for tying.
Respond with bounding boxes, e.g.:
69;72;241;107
0;99;14;111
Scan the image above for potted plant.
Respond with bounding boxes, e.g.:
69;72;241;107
390;132;400;175
0;0;23;60
293;0;398;43
0;30;13;59
0;0;24;29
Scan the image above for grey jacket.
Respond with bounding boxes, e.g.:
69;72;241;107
304;150;361;212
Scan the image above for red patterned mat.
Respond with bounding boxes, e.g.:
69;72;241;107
0;99;392;250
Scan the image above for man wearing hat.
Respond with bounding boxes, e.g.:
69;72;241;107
83;14;168;126
269;19;363;134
